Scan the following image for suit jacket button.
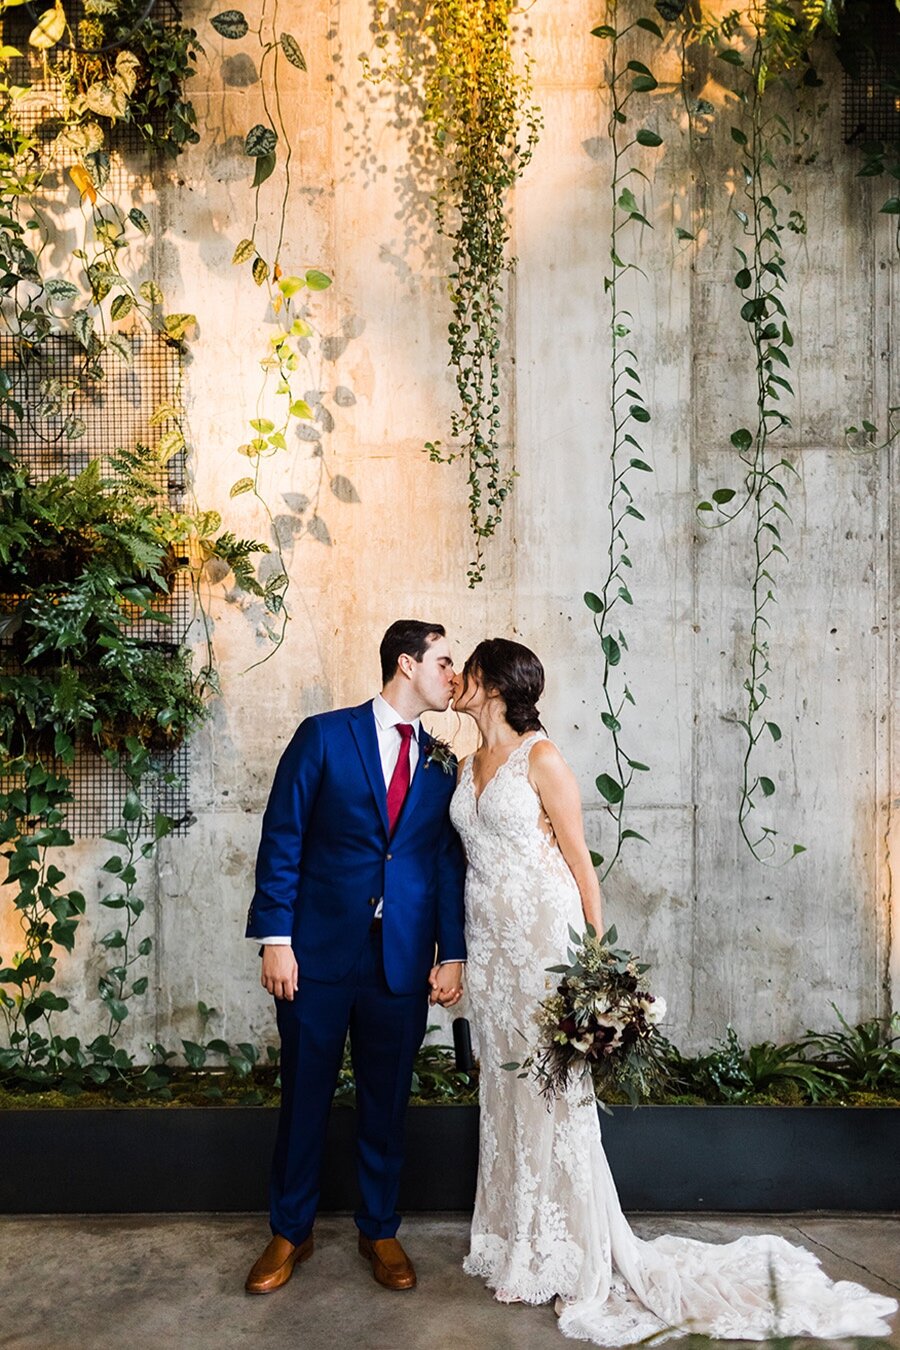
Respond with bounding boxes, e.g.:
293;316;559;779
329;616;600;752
369;897;376;906
386;853;392;861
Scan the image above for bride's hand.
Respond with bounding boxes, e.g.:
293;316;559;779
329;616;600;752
428;961;464;1006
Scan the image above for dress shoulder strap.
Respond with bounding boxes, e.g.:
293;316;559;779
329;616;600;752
509;730;546;769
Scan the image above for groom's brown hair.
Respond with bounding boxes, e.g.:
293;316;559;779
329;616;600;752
380;620;446;684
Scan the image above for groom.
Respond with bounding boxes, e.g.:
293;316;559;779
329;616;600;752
244;620;466;1294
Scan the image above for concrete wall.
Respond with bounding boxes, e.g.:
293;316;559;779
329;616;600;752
8;1;897;1057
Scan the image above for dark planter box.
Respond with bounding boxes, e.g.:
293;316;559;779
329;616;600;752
2;1105;897;1214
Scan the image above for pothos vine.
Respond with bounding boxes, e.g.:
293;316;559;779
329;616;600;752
585;7;664;877
692;7;809;865
212;4;346;660
364;0;541;585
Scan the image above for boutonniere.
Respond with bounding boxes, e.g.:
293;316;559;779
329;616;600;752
424;735;456;774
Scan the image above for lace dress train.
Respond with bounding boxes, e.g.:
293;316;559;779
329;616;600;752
449;734;897;1345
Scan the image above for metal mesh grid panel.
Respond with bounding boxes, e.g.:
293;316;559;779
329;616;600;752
0;741;192;838
0;331;194;835
0;572;192;654
0;332;185;494
842;23;900;147
63;739;192;837
3;0;182;162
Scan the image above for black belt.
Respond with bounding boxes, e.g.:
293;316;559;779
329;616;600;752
369;915;383;934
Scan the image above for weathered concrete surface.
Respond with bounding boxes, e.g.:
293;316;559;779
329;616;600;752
3;2;896;1058
0;1213;896;1350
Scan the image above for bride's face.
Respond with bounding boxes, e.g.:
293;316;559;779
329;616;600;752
452;667;491;718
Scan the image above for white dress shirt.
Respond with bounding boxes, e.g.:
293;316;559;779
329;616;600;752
257;695;463;963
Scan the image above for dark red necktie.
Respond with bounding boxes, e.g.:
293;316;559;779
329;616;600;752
386;723;414;835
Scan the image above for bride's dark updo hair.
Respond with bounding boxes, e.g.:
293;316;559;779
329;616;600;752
463;638;545;734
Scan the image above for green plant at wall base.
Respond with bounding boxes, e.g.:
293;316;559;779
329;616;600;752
366;0;542;586
585;7;664;877
2;1006;898;1106
692;8;806;865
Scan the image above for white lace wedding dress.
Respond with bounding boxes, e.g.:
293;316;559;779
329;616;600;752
449;732;897;1344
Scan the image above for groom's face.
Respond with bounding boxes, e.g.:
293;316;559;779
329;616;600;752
407;635;456;713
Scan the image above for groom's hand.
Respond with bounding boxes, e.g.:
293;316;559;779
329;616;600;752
429;961;464;1007
261;945;299;1001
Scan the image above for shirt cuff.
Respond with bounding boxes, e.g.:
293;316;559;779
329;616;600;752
439;958;465;965
255;936;292;945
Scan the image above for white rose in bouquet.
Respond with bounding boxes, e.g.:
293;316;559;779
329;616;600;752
641;995;666;1025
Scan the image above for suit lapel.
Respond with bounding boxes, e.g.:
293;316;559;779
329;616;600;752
348;702;389;838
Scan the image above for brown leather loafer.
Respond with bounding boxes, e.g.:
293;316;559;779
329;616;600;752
358;1233;417;1290
245;1233;314;1294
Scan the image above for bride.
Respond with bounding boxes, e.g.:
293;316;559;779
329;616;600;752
445;636;897;1344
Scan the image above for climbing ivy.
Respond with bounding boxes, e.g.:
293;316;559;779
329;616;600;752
0;0;282;1078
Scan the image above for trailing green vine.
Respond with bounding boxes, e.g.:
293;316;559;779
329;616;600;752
585;7;664;877
96;745;177;1040
365;0;541;586
845;406;900;456
211;5;346;658
0;754;82;1077
694;6;807;864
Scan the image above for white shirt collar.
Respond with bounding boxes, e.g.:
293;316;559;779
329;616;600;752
373;692;421;736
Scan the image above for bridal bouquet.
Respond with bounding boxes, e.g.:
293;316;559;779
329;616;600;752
508;924;669;1108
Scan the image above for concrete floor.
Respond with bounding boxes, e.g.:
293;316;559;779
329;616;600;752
0;1213;897;1350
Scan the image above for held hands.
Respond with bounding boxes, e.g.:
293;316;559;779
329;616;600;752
429;961;464;1007
261;945;299;1001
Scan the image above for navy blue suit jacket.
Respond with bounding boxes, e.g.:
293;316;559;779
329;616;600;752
246;700;466;994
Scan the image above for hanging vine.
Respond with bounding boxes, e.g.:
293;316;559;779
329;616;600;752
365;0;541;586
693;5;808;864
586;6;664;877
212;4;346;659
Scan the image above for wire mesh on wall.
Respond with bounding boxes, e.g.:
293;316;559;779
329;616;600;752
0;332;194;836
0;332;185;492
0;726;192;838
2;0;182;167
841;17;900;147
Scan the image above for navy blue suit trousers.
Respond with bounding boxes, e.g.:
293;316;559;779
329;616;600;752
270;925;429;1243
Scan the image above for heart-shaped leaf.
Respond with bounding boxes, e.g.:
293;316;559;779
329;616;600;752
211;9;248;39
245;124;277;157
